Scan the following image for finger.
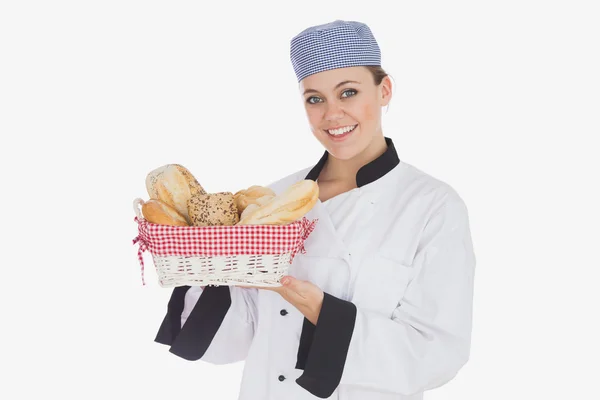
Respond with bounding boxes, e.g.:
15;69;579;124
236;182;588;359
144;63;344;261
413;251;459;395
280;285;308;305
259;285;284;293
235;281;283;289
281;276;309;298
235;284;263;289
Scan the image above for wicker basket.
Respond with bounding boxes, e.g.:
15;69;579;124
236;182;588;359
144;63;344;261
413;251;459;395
132;198;317;288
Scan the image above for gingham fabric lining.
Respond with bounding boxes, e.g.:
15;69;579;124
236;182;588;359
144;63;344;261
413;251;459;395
132;217;317;285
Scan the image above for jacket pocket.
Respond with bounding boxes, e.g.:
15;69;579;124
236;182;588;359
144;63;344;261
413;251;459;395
351;251;414;317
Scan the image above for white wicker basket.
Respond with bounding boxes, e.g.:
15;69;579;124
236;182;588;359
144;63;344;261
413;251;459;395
132;198;316;288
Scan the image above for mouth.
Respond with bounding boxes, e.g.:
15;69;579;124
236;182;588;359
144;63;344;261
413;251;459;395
325;124;358;140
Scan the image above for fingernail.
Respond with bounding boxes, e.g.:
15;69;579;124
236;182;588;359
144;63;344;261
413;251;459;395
281;278;289;285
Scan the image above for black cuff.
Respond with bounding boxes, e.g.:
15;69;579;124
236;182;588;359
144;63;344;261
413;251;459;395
154;285;190;345
155;285;231;361
295;317;316;370
296;292;357;398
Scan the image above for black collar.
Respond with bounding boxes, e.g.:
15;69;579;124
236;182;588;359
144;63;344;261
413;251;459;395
305;137;400;187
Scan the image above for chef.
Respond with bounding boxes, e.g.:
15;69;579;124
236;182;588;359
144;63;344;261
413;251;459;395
154;20;476;400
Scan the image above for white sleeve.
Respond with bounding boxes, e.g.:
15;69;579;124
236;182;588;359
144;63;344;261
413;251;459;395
193;286;259;365
155;285;258;365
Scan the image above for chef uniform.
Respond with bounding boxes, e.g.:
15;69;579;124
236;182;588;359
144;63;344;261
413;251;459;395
154;20;476;400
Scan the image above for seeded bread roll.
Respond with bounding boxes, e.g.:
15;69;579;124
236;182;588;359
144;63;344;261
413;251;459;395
141;199;189;226
188;192;239;226
146;164;206;223
237;180;319;225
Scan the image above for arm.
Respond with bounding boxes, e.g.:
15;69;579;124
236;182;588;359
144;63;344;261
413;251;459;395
154;180;288;363
296;195;476;398
155;284;258;365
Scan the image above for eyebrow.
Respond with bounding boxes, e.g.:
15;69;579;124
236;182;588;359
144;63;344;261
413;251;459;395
303;80;361;96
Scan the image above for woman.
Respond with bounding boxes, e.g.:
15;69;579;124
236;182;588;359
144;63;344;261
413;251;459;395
155;20;476;400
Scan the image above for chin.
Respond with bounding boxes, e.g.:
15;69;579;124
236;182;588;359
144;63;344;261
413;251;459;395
326;146;361;160
324;134;371;161
323;139;368;160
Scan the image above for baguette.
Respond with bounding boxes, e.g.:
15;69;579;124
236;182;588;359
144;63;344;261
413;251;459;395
141;199;189;226
240;203;260;221
237;180;318;225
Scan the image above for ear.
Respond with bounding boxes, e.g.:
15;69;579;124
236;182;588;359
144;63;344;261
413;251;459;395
379;75;393;107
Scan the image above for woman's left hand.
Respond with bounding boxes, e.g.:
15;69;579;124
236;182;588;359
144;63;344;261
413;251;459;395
262;276;324;325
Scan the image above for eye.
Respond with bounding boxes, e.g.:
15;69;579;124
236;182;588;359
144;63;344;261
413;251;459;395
306;96;322;104
341;89;357;98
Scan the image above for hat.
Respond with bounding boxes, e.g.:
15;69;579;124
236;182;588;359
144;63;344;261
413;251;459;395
290;20;381;82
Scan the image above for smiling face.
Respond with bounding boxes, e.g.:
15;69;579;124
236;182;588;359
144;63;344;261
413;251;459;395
300;66;392;161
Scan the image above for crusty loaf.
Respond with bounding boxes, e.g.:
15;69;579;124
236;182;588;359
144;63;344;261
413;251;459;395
233;185;276;214
255;195;274;206
141;199;189;226
235;194;274;217
240;203;260;221
188;192;239;226
146;164;206;223
234;185;275;199
237;180;318;225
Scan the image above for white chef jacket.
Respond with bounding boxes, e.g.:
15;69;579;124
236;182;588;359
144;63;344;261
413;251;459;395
155;137;476;399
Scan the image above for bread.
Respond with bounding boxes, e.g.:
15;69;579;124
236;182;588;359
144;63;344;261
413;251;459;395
146;164;206;223
237;180;319;225
188;192;239;226
255;195;274;206
234;185;276;200
240;203;260;221
239;195;273;220
234;185;276;214
141;199;189;226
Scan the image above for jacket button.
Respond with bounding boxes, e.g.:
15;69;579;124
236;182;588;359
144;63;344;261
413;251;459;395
280;309;288;316
278;375;286;382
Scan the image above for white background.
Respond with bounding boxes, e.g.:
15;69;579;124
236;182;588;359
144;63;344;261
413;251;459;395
1;1;599;399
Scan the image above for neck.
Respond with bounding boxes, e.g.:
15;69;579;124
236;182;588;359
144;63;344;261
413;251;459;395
320;134;388;183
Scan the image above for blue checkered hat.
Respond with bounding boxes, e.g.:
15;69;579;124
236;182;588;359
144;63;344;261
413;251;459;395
290;20;381;82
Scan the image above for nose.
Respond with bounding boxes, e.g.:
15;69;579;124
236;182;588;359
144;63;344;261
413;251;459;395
324;100;344;121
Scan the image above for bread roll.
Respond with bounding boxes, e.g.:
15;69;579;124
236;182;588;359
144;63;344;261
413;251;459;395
141;199;189;226
146;164;206;223
237;180;318;225
240;203;260;221
188;192;239;226
255;195;274;206
233;185;276;214
234;185;276;199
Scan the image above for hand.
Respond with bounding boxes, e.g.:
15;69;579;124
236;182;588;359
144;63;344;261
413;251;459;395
261;276;324;325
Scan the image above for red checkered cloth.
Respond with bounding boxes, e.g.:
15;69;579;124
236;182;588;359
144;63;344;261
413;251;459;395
132;217;317;285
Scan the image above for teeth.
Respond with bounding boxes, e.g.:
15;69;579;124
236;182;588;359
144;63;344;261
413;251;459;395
327;125;356;136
